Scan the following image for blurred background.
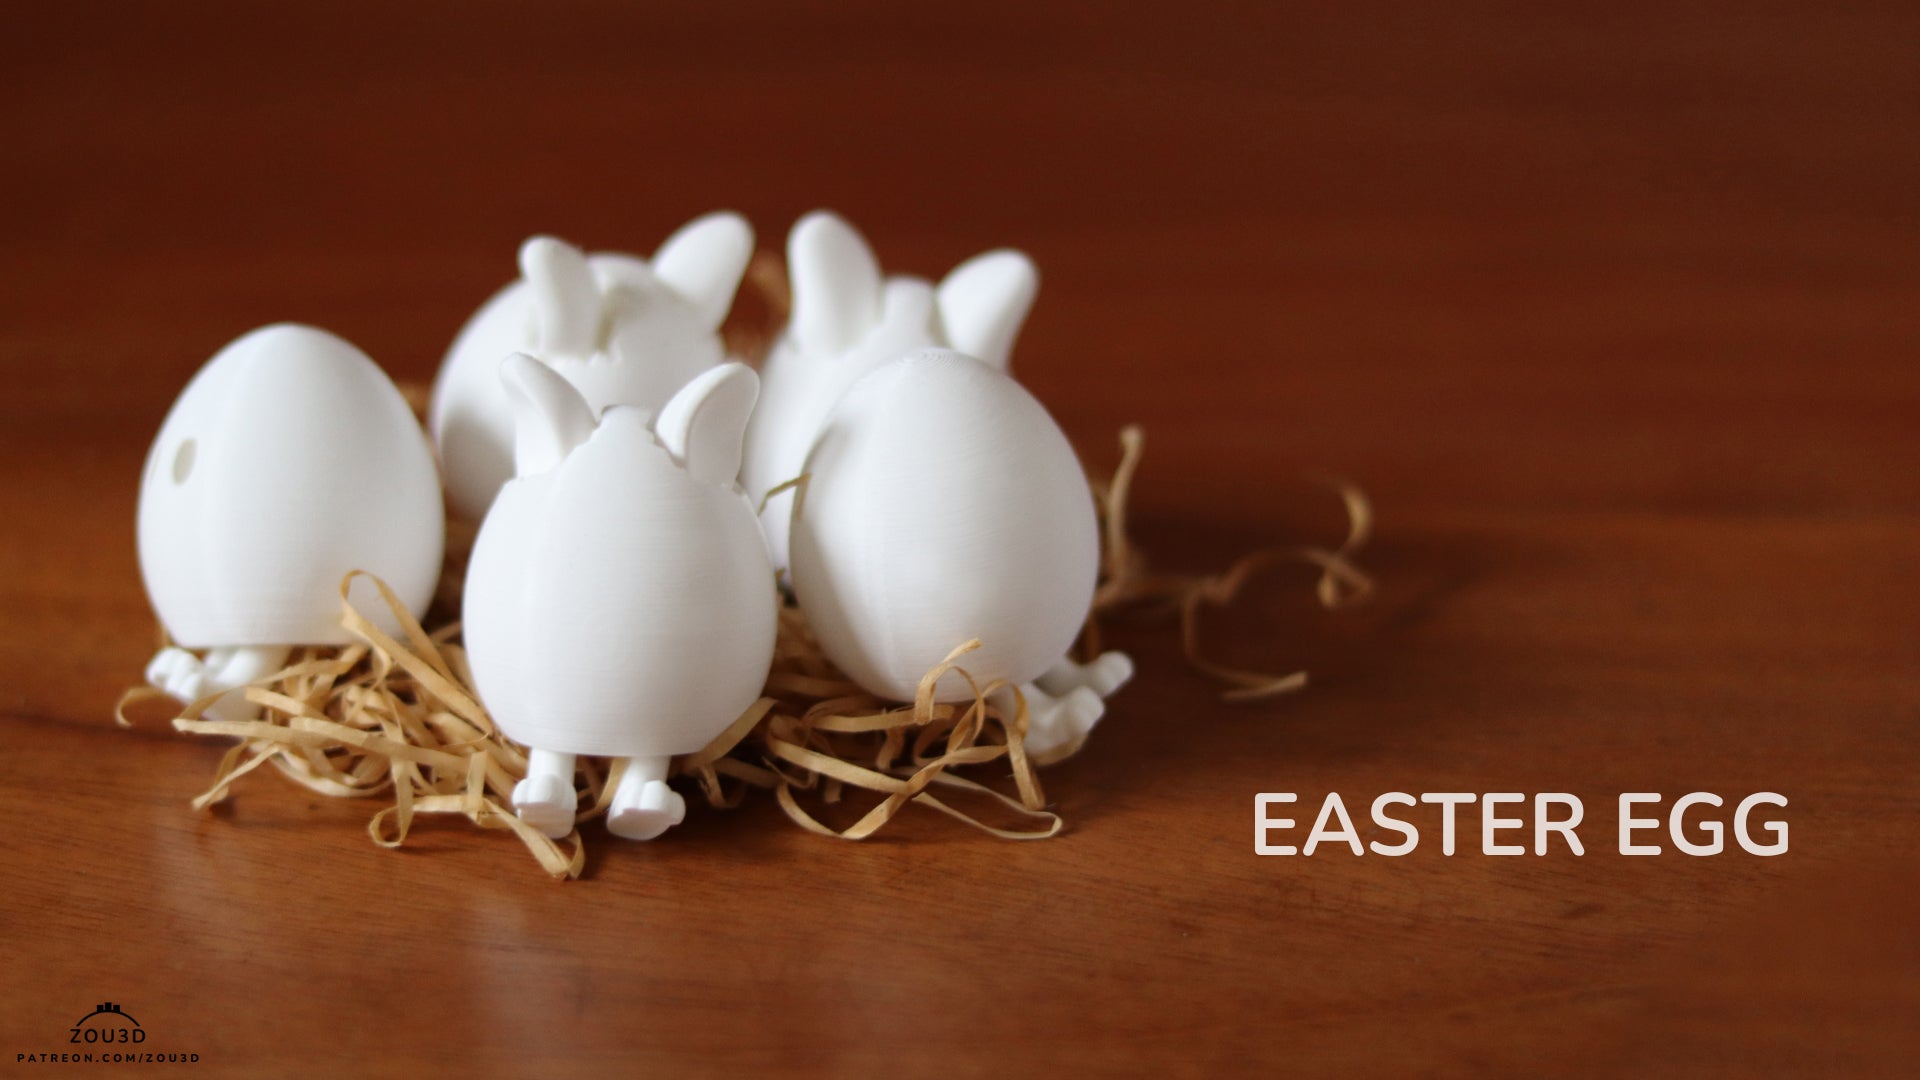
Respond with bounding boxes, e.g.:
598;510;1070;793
6;1;1915;522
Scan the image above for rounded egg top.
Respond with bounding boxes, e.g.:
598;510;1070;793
788;348;1098;702
136;323;445;648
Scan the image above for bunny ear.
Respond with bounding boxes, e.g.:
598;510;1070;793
654;362;758;487
788;211;882;354
519;236;601;358
937;249;1037;372
652;211;754;332
500;353;597;477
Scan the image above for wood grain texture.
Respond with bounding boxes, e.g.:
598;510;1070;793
1;1;1915;1075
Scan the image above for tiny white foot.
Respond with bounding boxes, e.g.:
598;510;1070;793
607;781;687;841
206;645;290;691
146;645;288;723
511;774;578;839
1000;683;1105;765
1035;651;1135;700
146;646;210;703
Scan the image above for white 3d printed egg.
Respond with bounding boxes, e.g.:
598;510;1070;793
137;323;445;720
138;322;444;648
788;348;1131;761
463;356;776;840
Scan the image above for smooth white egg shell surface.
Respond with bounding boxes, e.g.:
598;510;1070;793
789;349;1098;702
136;323;445;647
463;408;778;759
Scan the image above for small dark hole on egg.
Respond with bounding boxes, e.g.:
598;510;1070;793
172;438;196;484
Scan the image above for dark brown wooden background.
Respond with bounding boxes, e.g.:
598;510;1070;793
2;2;1915;1075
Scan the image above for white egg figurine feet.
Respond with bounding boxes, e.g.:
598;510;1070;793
136;324;446;722
144;645;292;724
518;753;685;841
739;210;1038;571
463;355;777;840
788;348;1131;762
430;211;754;520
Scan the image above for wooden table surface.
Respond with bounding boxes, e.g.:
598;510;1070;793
3;2;1916;1075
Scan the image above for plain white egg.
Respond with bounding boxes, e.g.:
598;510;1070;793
137;323;445;647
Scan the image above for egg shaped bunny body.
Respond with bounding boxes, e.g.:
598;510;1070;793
431;212;753;520
464;357;775;839
789;349;1132;762
740;211;1038;572
137;323;445;718
465;392;775;758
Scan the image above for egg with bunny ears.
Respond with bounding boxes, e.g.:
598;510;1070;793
739;210;1039;572
138;323;445;722
788;348;1132;764
430;211;754;520
463;355;776;840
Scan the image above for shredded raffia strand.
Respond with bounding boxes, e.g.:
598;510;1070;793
122;263;1372;878
1089;426;1375;701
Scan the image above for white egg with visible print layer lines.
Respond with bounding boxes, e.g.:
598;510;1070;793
463;356;776;841
788;348;1133;763
430;212;753;520
137;323;445;722
740;210;1038;573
